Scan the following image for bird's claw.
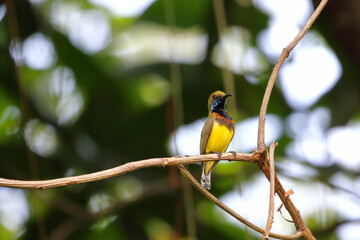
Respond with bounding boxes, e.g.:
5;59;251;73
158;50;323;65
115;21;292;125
210;151;222;160
228;151;237;162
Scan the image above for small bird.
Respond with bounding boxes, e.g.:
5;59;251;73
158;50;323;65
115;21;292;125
200;90;235;190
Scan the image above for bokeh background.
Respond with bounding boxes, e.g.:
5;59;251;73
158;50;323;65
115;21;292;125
0;0;360;239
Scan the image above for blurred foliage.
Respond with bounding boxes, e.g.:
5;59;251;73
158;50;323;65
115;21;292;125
0;0;359;240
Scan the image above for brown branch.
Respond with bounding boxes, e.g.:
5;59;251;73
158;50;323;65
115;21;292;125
256;144;317;239
277;189;295;223
257;153;316;240
178;165;302;240
263;141;277;240
257;0;329;152
0;152;259;190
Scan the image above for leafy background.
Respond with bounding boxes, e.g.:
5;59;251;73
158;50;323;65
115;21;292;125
0;0;359;239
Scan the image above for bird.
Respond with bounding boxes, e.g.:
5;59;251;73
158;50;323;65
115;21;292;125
200;90;235;190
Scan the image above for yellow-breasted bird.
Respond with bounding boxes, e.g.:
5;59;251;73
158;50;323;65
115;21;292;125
200;90;235;190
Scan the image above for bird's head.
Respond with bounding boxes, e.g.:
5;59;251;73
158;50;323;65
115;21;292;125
207;90;232;115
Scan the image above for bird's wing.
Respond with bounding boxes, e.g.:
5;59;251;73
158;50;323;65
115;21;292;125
200;114;216;154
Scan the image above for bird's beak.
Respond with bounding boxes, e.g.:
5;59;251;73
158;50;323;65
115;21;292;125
222;94;232;99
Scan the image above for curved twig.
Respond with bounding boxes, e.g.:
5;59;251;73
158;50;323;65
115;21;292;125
0;152;259;190
178;165;302;240
257;0;329;152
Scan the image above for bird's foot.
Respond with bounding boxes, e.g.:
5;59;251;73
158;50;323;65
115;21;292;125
210;151;222;160
228;151;237;162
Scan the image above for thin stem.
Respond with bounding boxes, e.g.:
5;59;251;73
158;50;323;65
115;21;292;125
263;141;277;240
212;0;238;118
163;0;194;237
164;0;184;129
178;165;302;240
5;0;39;180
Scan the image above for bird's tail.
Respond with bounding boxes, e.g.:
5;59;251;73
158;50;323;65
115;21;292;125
201;161;217;190
201;166;212;190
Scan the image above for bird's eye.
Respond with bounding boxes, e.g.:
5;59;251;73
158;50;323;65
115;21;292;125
213;95;216;99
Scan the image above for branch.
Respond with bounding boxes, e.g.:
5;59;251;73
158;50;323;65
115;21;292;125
257;152;316;239
178;165;302;240
255;1;328;239
0;152;259;190
263;141;277;240
255;140;318;240
257;0;329;152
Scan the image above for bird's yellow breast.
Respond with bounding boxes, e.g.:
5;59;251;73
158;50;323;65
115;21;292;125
205;121;234;154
